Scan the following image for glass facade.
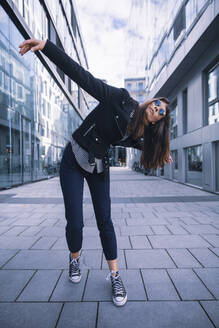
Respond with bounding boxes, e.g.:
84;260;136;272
0;4;83;189
216;141;219;192
170;103;178;139
208;62;219;125
172;150;178;180
185;145;203;187
145;0;209;93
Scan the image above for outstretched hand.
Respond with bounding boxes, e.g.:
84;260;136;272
19;39;46;56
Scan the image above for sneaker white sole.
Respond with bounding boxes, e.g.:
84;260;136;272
112;293;128;306
69;275;82;283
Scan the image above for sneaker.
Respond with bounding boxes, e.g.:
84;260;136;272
106;270;127;306
69;252;82;283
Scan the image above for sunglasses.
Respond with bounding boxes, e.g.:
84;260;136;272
153;100;166;116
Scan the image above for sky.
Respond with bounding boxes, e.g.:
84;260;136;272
74;0;148;88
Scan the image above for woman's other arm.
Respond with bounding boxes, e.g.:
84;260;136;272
19;38;122;103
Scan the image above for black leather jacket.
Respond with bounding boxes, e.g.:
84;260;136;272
41;39;143;173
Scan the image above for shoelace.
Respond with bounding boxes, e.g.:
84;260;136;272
106;271;126;296
69;255;81;275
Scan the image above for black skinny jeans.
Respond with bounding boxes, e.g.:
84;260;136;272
59;141;117;261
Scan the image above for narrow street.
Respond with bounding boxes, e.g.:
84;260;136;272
0;167;218;327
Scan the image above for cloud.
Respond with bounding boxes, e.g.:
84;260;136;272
74;0;147;87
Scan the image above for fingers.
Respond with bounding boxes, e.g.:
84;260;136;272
19;39;34;48
19;39;41;56
19;44;30;56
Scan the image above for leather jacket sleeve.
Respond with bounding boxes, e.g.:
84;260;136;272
41;39;122;103
112;137;143;150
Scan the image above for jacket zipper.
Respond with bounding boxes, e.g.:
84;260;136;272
83;123;96;136
114;116;124;138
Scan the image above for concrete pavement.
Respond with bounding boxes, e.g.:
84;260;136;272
0;167;219;328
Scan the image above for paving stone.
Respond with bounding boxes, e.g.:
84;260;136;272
143;218;170;225
0;226;13;234
183;225;219;234
148;235;212;248
3;250;68;269
201;235;219;247
200;301;219;328
141;269;179;300
126;218;167;225
38;219;60;226
0;269;35;301
167;269;214;300
50;269;88;301
180;217;200;225
51;237;68;250
111;218;126;226
97;301;213;328
0;218;19;226
156;211;194;218
0;249;19;267
130;236;152;249
189;248;219;267
0;303;62;328
167;249;202;268
165;217;185;225
2;226;29;236
19;226;44;236
14;218;46;226
80;249;102;268
82;236;102;249
83;226;101;236
194;216;219;225
194;268;219;298
166;224;189;234
57;302;98;328
102;249;126;269
116;235;131;249
209;247;219;256
30;237;58;249
125;249;176;268
150;225;171;234
36;226;64;237
83;269;146;301
17;270;61;301
121;226;153;236
0;236;40;249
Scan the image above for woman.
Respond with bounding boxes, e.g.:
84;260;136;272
19;39;173;307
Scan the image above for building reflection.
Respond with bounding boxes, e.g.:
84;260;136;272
0;2;88;189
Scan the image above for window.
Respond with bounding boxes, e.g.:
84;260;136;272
170;102;178;139
138;82;143;90
137;94;144;103
207;62;219;125
172;150;178;170
127;83;132;90
41;125;45;137
17;85;22;98
182;88;188;133
173;6;185;41
185;0;196;30
187;145;202;172
70;2;77;38
47;121;49;138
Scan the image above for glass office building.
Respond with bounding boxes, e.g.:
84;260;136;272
0;1;90;189
144;0;219;193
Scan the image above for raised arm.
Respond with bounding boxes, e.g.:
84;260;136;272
19;38;122;103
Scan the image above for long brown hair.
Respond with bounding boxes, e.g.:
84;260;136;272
127;97;171;170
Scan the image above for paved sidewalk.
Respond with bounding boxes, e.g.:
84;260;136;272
0;167;219;328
